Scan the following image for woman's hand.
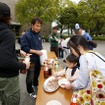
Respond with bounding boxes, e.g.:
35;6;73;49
65;83;72;90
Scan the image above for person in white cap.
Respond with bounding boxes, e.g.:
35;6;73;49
74;23;93;50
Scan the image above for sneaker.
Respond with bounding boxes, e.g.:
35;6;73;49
32;85;38;88
29;92;37;99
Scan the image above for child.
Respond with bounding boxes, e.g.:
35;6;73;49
54;54;79;88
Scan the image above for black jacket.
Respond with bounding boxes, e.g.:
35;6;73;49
21;29;42;61
0;22;26;77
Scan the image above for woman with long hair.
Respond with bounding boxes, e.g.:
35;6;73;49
66;35;105;90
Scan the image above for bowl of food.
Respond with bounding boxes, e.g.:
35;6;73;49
43;76;59;92
58;78;70;88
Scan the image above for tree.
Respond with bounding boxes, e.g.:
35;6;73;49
58;6;78;35
77;0;105;35
15;0;61;24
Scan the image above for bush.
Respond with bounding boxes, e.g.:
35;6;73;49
92;36;105;41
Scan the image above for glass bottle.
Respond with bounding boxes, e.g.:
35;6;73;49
44;66;49;78
55;64;59;72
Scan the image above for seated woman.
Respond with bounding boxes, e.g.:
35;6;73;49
66;35;105;90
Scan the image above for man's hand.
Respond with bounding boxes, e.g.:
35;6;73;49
54;36;59;42
20;50;26;57
23;60;30;69
30;49;43;56
35;50;43;56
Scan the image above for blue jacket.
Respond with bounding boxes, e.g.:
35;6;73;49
20;29;42;61
83;32;93;50
83;32;92;41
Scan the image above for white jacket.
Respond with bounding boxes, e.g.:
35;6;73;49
72;52;105;90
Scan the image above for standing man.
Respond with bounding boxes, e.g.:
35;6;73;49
74;23;93;50
49;26;60;57
0;2;30;105
74;23;92;41
20;17;43;99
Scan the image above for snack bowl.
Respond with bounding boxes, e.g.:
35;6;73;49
58;78;70;88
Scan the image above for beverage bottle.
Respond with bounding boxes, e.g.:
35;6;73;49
20;56;30;74
70;97;78;105
55;58;59;65
47;61;52;76
44;66;49;78
55;64;59;72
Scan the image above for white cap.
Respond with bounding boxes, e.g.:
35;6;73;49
52;21;58;28
75;23;80;29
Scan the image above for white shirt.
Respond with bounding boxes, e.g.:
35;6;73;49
56;67;79;81
72;52;105;90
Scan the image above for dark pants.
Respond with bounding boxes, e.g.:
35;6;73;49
59;48;64;58
0;76;20;105
50;46;58;57
26;59;41;93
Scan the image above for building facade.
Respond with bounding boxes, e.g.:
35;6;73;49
0;0;19;22
0;0;21;36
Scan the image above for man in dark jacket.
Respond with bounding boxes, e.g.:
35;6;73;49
0;2;30;105
20;17;43;99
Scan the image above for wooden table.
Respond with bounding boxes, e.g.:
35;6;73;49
36;51;72;105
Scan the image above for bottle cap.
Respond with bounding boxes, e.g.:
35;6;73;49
45;67;48;71
72;97;76;103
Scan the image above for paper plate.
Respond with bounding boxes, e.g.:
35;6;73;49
46;100;62;105
43;76;59;92
58;78;70;88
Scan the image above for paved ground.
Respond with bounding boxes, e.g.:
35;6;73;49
0;41;104;105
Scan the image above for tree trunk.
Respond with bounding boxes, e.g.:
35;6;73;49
60;25;63;36
71;28;72;35
68;24;69;36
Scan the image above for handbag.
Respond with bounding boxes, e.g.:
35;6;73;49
71;51;105;105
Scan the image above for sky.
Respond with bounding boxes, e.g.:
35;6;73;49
71;0;81;4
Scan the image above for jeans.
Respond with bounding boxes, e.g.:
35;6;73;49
58;48;64;58
26;59;41;93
